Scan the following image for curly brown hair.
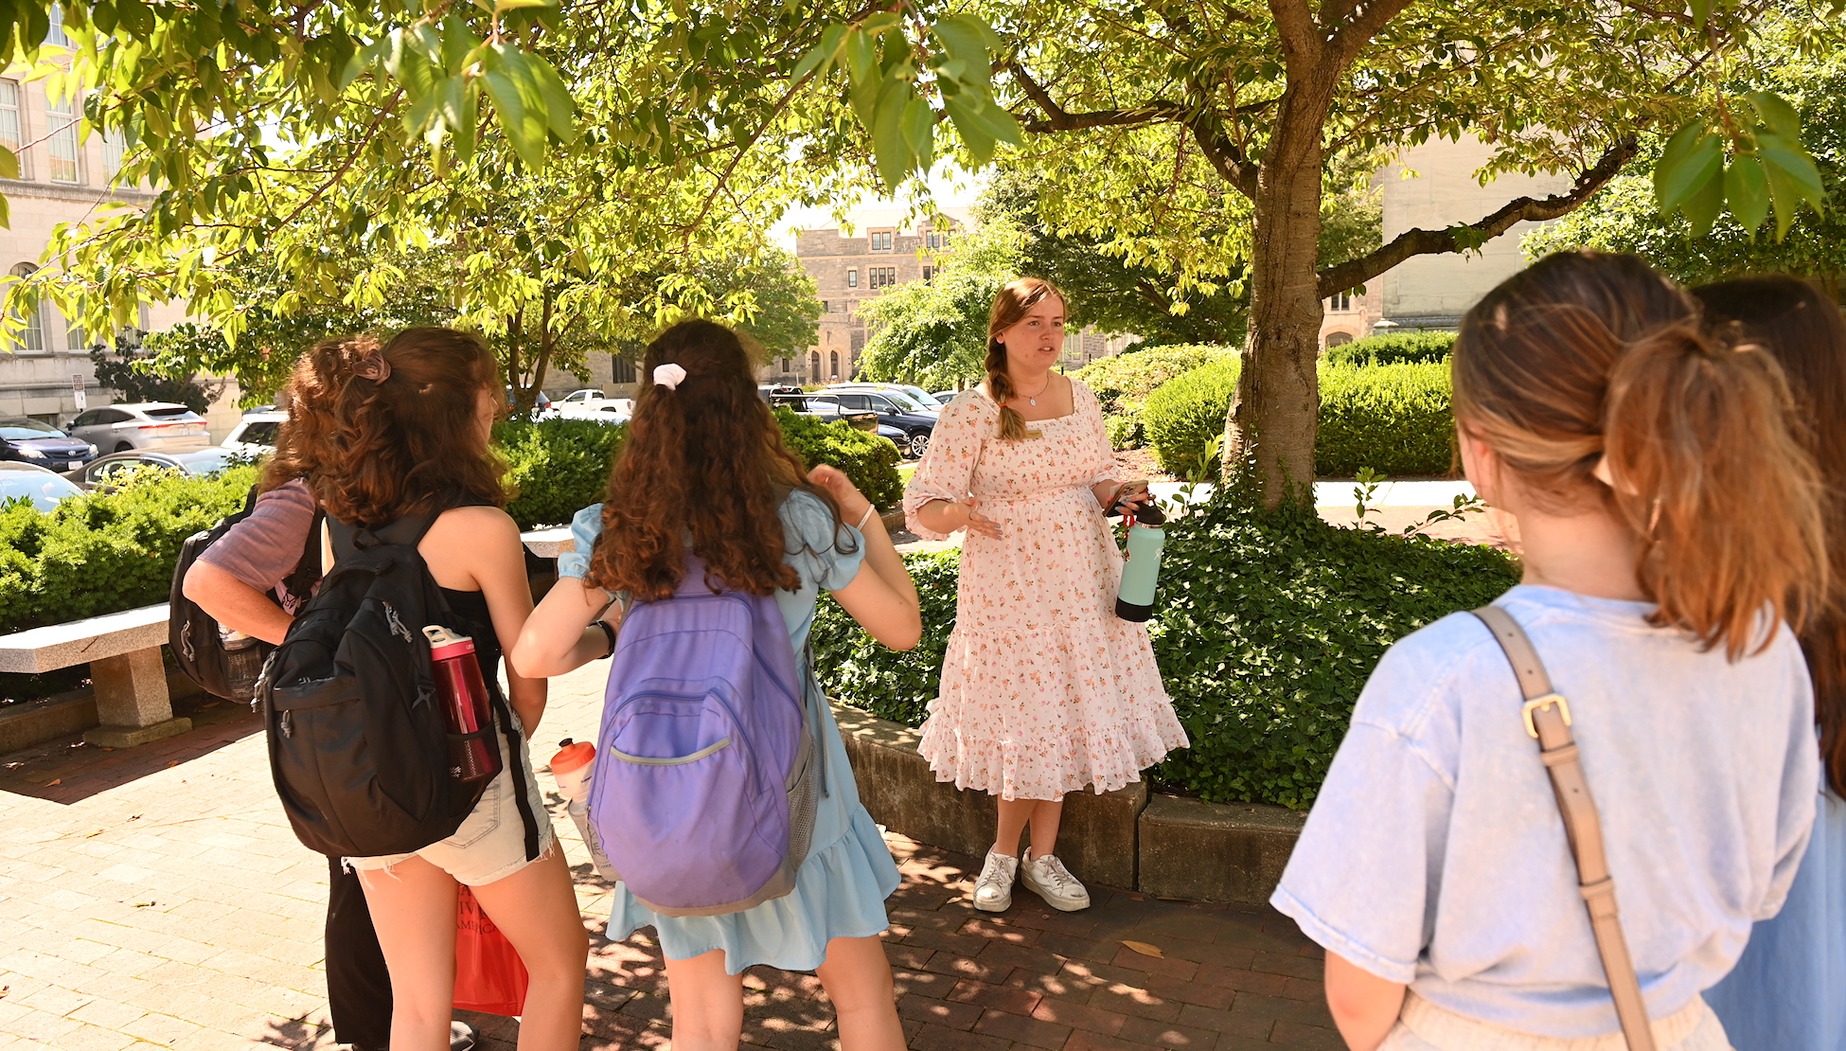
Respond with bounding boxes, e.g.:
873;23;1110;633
263;328;507;527
586;319;845;601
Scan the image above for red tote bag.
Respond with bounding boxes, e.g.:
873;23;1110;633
454;885;529;1016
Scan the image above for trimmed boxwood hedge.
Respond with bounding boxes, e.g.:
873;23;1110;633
1073;344;1236;449
812;486;1518;808
1322;330;1456;367
0;413;901;636
1142;359;1454;479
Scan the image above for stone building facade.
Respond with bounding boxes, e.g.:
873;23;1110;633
1;50;194;425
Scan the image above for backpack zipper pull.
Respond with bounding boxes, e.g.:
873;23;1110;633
280;710;293;737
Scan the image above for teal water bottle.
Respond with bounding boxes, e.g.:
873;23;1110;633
1115;503;1167;622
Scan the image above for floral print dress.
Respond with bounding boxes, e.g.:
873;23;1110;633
903;379;1188;800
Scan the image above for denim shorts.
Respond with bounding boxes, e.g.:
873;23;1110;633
346;721;556;886
1380;993;1731;1051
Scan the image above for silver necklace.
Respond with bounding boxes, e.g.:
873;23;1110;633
1021;373;1053;406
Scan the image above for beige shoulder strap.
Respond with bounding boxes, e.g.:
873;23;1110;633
1470;605;1657;1051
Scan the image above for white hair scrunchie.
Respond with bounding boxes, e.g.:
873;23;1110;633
653;363;688;390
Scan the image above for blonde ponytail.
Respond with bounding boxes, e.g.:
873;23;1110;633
1453;251;1828;658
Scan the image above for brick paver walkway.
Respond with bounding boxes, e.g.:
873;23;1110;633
0;660;1338;1050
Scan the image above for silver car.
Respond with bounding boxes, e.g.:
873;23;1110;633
65;448;241;491
66;402;211;453
0;461;86;511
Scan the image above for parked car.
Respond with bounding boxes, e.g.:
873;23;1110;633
929;389;961;405
0;416;98;471
221;410;288;456
818;387;938;457
553;389;633;422
0;461;86;511
827;382;946;412
770;393;907;452
66;448;243;491
65;402;210;452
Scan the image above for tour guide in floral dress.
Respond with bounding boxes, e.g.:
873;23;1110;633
903;277;1189;914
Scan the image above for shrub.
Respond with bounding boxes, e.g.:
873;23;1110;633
1074;344;1235;449
1322;330;1455;368
495;412;903;529
0;466;257;633
811;488;1519;808
1142;355;1241;477
1316;362;1454;477
1143;359;1455;478
773;408;904;511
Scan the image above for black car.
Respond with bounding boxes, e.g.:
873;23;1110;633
821;390;937;458
0;417;98;472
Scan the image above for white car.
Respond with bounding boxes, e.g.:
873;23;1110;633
0;461;86;511
222;410;288;456
66;402;210;453
555;388;633;420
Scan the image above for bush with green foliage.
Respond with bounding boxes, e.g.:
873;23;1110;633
495;412;903;529
1141;356;1242;477
1143;358;1454;478
1322;330;1455;368
812;486;1518;808
1073;344;1235;449
0;466;258;633
1316;363;1455;476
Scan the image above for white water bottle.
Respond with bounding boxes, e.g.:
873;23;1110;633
548;739;617;881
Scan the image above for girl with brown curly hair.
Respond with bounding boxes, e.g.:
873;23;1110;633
514;319;921;1051
189;329;589;1051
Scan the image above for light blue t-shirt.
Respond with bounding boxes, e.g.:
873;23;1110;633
1272;585;1818;1038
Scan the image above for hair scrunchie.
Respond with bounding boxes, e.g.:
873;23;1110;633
653;363;688;390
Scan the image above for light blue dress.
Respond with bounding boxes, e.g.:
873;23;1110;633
557;493;902;974
1705;783;1846;1051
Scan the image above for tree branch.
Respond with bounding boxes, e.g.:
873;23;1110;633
1267;0;1320;64
1325;0;1418;70
1316;135;1639;298
1008;62;1181;132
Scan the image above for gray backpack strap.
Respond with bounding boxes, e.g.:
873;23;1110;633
804;639;829;798
1470;605;1656;1051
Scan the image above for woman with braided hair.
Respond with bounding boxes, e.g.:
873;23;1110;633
903;277;1188;914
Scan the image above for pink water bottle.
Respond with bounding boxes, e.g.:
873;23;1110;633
424;626;502;783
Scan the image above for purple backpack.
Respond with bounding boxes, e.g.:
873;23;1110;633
586;555;819;916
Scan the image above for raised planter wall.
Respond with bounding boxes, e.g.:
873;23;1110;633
833;700;1303;903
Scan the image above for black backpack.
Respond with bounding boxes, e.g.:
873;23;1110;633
259;513;538;861
169;487;321;700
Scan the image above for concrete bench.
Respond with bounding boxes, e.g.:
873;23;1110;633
0;604;191;748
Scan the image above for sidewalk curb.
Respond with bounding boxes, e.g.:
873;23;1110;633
833;700;1304;904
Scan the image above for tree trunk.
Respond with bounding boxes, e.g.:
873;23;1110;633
1229;85;1330;508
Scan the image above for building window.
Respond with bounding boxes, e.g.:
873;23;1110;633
46;5;69;46
1325;331;1354;349
102;128;127;174
810;351;821;378
846;269;858;288
922;266;933;283
47;91;80;183
612;355;637;383
0;80;24;178
780;356;792;372
869;231;893;252
829;351;840;380
11;263;44;353
1327;291;1354;313
868;267;897;290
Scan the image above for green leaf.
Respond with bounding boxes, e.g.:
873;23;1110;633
1746;90;1801;141
523;54;577;141
494;0;558;9
0;145;18;181
869;78;914;189
1689;0;1714;29
1759;135;1826;240
1723;156;1770;235
482;67;542;169
1653;122;1721;215
844;27;877;86
1682;164;1725;238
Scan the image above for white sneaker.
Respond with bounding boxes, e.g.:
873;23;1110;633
971;849;1018;912
1020;852;1090;911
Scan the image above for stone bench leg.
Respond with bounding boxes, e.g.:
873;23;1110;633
82;648;192;748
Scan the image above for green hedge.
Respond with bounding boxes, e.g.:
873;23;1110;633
497;411;902;529
1141;355;1242;478
812;487;1518;808
0;466;257;633
1143;359;1454;478
1322;330;1455;368
1073;344;1235;449
1316;363;1454;476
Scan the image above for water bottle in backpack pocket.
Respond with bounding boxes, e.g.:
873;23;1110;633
586;555;819;917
